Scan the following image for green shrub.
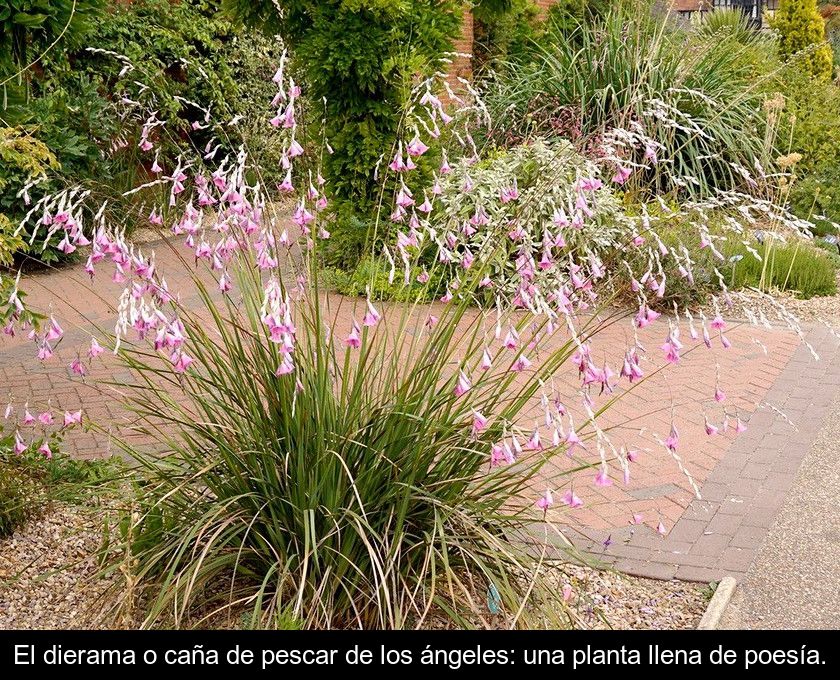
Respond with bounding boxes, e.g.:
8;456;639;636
224;0;463;250
777;64;840;230
58;1;242;135
472;0;541;72
614;207;838;307
0;213;24;265
321;256;445;302
430;138;628;294
0;454;42;538
823;3;840;70
36;0;282;179
772;0;834;80
0;427;57;537
611;205;722;308
0;0;104;106
3;1;287;255
1;425;121;537
790;164;840;235
318;213;374;273
324;147;617;284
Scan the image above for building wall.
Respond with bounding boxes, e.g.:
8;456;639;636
448;8;474;84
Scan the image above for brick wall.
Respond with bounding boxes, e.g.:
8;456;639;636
447;0;556;89
533;0;559;20
448;8;474;85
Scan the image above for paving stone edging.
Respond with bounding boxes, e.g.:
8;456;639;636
570;324;840;582
697;576;737;629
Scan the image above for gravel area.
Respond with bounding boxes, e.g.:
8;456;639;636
0;503;117;629
0;503;708;630
726;283;840;325
702;265;840;328
552;564;708;630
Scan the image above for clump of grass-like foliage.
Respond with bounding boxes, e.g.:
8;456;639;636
100;226;592;629
482;1;773;196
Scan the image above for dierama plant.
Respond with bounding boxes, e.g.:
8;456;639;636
4;36;819;630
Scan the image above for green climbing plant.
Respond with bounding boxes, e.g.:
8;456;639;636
222;0;464;262
0;0;104;111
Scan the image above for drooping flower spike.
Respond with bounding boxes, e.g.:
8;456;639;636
344;321;361;349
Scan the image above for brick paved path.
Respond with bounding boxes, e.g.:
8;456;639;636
553;323;840;582
3;239;839;583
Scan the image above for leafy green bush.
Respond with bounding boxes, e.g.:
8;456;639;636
614;205;838;307
472;0;541;73
823;3;840;70
777;64;840;231
1;3;116;263
0;213;23;265
331;137;837;309
790;163;840;235
321;257;446;302
1;424;121;537
34;0;283;180
225;0;463;249
0;0;104;105
772;0;834;80
430;138;628;293
0;427;59;537
2;1;287;257
59;0;241;134
0;443;43;537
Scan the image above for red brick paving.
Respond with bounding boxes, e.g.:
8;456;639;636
553;323;840;581
3;239;837;582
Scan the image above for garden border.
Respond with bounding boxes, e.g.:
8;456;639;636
697;576;737;629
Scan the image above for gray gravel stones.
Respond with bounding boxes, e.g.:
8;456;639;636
0;503;115;630
552;564;707;630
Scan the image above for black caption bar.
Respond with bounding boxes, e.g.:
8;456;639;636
1;630;836;675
